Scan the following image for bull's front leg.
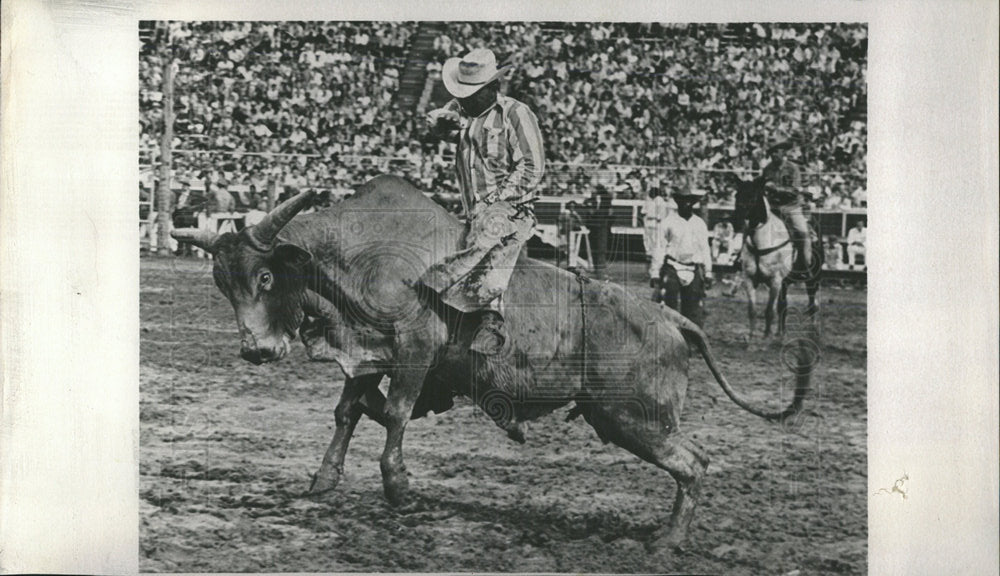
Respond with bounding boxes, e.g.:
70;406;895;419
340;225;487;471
380;366;430;506
380;331;437;506
308;373;384;495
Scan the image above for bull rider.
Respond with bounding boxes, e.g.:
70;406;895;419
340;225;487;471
419;48;546;357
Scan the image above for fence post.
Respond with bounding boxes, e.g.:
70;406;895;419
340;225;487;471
156;58;176;256
268;179;278;212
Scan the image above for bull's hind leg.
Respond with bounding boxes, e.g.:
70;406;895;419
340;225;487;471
582;404;709;550
648;435;709;549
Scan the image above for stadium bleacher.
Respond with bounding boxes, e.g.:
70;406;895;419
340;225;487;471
139;20;867;269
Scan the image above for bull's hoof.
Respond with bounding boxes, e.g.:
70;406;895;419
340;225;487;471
506;421;528;444
305;470;341;497
383;477;411;507
648;527;687;554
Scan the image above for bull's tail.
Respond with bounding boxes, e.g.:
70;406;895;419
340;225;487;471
666;308;816;423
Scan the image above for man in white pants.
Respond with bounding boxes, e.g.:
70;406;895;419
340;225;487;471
846;219;866;270
642;188;673;293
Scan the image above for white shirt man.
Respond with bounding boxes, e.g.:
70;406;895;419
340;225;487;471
662;209;713;286
657;190;713;327
846;221;866;269
711;220;735;264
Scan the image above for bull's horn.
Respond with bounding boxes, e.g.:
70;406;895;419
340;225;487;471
171;228;220;254
249;189;316;247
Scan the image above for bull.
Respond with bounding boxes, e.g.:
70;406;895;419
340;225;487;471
172;175;813;549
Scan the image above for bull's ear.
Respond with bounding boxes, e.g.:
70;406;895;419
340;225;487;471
273;243;312;267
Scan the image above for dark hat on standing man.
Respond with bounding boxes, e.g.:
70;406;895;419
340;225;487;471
673;188;706;203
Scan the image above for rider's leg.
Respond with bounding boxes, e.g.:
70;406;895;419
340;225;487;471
420;201;524;295
781;205;812;269
470;298;506;355
467;202;535;356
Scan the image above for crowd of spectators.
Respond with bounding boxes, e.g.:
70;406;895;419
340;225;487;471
140;21;414;193
431;22;867;207
140;21;867;212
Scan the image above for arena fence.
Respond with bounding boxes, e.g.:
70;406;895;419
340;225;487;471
140;169;867;275
147;145;867;202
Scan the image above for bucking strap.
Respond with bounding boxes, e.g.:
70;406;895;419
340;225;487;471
745;237;791;257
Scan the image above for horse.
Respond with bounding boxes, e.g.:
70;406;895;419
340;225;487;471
730;177;823;339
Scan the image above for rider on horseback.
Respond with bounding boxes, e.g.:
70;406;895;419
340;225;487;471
420;48;546;356
760;135;813;270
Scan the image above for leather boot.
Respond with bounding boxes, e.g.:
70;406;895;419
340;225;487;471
470;310;507;356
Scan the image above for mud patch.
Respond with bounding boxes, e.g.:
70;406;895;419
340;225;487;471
141;256;867;573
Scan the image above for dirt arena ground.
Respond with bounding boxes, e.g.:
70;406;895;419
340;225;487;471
140;255;866;574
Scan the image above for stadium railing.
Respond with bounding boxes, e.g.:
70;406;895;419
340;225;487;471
138;151;866;274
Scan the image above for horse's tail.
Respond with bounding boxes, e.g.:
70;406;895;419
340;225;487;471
664;307;816;423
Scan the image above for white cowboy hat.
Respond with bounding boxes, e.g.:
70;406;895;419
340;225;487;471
442;48;511;99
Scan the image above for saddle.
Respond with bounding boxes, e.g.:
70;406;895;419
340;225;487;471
741;208;819;282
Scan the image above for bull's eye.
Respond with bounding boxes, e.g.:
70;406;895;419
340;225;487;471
259;270;273;291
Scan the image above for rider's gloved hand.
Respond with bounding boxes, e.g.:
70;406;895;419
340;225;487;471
427;108;460;137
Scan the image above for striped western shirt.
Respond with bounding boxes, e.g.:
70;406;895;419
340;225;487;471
442;95;546;214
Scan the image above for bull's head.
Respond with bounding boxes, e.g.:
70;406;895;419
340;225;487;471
172;191;315;365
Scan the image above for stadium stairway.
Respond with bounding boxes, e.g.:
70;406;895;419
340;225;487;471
139;21;157;52
718;24;744;47
395;22;446;112
848;98;867;123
